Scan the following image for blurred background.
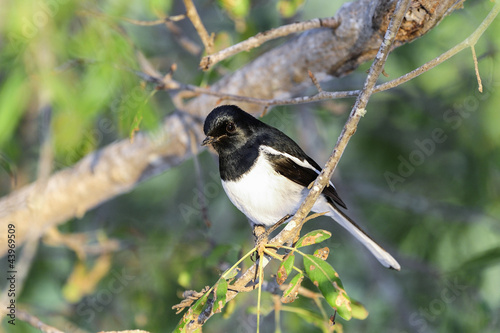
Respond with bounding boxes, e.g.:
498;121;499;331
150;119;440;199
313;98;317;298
0;0;499;332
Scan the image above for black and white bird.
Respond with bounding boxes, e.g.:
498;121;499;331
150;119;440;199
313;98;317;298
202;105;400;270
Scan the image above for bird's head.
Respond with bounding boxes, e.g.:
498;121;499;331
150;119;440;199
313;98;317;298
202;105;260;154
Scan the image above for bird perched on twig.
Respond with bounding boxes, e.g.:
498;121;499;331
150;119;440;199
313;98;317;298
202;105;400;270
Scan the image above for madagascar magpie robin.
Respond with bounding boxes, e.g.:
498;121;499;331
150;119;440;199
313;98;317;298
202;105;400;270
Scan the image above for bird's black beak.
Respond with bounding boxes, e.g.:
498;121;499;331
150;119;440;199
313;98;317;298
202;136;216;146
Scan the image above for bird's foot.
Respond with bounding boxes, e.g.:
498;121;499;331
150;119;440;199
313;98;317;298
252;214;292;260
251;225;267;263
253;225;267;244
254;214;292;246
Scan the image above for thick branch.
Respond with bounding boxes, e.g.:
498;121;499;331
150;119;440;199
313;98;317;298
0;0;465;254
0;113;202;254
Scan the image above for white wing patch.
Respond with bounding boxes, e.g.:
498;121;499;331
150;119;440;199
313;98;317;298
260;145;336;189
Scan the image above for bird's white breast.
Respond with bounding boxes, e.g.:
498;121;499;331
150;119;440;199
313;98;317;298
221;153;305;227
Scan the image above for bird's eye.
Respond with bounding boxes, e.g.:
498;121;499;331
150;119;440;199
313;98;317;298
226;122;236;133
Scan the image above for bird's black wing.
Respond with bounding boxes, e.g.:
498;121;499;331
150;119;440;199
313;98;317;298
259;133;347;210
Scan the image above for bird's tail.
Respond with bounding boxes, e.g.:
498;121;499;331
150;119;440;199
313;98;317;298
327;206;401;270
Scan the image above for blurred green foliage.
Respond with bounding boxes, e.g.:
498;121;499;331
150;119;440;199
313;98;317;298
1;0;499;332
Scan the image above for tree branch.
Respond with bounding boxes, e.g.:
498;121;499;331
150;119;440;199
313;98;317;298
183;0;214;54
200;17;340;70
16;310;65;333
178;0;411;328
0;0;469;254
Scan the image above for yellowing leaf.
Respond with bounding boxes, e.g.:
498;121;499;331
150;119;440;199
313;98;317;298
296;230;331;248
281;273;303;303
303;254;352;320
213;279;228;313
277;252;295;285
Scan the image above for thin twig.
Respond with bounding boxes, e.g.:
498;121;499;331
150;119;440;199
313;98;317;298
276;0;410;254
164;20;202;55
374;2;499;94
17;309;65;333
78;9;185;26
37;105;53;183
200;17;339;70
121;15;185;26
183;0;214;54
308;70;323;93
471;45;483;93
353;0;411;112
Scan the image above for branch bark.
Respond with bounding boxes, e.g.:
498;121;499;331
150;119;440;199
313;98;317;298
16;309;65;333
0;0;465;254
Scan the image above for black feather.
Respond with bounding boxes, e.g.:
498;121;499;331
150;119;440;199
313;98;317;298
264;151;347;209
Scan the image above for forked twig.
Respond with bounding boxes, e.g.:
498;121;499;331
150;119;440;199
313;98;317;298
183;0;214;54
200;17;340;70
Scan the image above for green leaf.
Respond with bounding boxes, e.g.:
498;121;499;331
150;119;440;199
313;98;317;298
0;70;29;149
281;273;303;304
350;299;369;320
303;254;352;320
277;252;295;285
218;0;250;19
296;230;332;248
213;279;228;313
452;246;500;273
